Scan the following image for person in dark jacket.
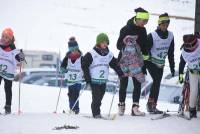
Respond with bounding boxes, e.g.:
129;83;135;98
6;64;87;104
179;34;200;118
0;28;25;114
117;7;149;116
82;33;123;118
146;13;175;114
60;37;84;114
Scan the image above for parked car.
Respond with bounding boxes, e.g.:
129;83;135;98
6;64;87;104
33;77;67;87
22;73;60;84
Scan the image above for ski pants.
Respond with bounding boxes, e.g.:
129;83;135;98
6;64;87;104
0;76;12;106
68;83;81;112
119;76;141;104
189;72;200;108
147;62;164;104
91;83;106;116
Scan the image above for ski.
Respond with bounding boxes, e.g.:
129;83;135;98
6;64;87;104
53;124;79;130
151;112;170;120
82;114;117;121
151;111;191;120
177;114;191;120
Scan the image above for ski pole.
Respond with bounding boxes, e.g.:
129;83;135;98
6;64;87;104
69;82;86;114
54;76;64;113
108;78;119;117
18;61;22;115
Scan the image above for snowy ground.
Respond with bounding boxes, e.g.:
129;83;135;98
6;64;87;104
0;82;200;134
0;0;199;133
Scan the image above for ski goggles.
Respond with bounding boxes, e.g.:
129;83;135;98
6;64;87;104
183;39;198;50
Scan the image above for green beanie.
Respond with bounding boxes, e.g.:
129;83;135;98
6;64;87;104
96;33;109;45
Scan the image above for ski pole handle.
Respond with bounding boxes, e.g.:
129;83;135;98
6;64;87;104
20;49;27;64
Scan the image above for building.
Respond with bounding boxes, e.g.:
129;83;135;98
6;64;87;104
22;50;59;68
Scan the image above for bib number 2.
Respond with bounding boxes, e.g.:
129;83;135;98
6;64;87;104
99;70;105;78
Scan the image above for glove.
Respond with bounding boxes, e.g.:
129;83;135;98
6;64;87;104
179;74;184;84
85;83;92;90
15;51;25;62
142;55;150;61
60;67;67;75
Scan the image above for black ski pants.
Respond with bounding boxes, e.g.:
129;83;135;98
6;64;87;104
147;61;164;104
68;83;81;111
91;83;106;116
119;77;141;103
0;76;13;106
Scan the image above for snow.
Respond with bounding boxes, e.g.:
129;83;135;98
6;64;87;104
0;0;199;133
0;82;200;134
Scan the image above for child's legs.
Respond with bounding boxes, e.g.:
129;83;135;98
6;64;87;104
91;83;106;116
4;78;12;106
189;72;199;108
68;83;81;111
147;62;163;104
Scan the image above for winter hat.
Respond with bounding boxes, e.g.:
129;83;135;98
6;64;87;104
135;7;149;20
68;36;79;51
158;13;170;25
2;28;14;39
183;34;198;50
96;33;109;45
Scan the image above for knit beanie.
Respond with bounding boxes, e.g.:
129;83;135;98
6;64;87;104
183;34;198;50
158;13;170;25
135;7;149;20
68;36;79;51
96;33;109;45
2;28;14;39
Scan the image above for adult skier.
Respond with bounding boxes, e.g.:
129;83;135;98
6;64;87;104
117;7;149;116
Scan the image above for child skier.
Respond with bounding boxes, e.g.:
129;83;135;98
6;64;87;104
82;33;123;118
61;37;84;114
179;34;200;118
146;13;175;114
117;7;149;116
0;28;25;114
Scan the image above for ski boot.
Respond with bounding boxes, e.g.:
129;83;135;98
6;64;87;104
146;102;163;114
73;109;79;115
131;104;145;116
189;107;197;118
4;105;11;114
118;102;125;116
93;114;102;119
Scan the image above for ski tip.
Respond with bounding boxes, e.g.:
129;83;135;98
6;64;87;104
53;111;57;114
